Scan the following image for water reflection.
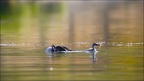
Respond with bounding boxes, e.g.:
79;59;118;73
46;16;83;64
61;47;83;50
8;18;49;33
45;49;100;77
86;51;98;62
46;49;99;63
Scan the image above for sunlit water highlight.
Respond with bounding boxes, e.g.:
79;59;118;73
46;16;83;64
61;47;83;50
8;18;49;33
0;41;143;47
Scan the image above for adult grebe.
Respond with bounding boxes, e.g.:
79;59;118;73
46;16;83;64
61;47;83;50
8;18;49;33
87;43;100;52
46;44;72;53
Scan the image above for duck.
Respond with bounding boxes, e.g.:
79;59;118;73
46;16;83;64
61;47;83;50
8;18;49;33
46;44;72;53
86;43;100;53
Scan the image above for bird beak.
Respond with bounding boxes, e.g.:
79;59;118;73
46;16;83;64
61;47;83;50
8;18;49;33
96;44;100;46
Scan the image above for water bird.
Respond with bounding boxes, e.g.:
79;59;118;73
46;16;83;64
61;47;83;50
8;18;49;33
86;43;100;53
46;43;100;54
46;44;72;53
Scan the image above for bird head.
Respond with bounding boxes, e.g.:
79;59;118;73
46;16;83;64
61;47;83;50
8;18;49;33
92;43;100;47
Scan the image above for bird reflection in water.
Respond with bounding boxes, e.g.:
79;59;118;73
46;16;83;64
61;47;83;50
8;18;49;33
85;50;99;62
46;49;99;63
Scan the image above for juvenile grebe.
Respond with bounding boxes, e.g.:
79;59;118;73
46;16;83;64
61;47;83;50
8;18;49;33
87;43;100;52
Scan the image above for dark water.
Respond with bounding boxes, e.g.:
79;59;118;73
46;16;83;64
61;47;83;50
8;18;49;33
1;1;143;81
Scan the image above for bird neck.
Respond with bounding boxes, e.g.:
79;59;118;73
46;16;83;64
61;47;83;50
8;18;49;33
92;45;95;51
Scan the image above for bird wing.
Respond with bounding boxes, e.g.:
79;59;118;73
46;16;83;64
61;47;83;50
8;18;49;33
56;46;66;51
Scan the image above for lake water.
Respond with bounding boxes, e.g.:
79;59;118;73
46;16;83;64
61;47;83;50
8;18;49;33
1;1;143;81
1;42;143;81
